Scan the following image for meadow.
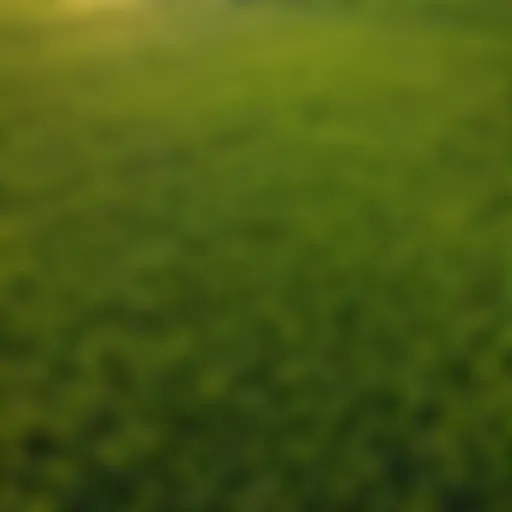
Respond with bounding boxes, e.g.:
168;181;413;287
0;0;511;510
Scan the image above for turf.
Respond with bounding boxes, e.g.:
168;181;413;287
1;1;511;510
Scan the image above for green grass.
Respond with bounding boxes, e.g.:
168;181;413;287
1;1;511;510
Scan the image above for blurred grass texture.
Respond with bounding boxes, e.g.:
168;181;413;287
1;0;511;510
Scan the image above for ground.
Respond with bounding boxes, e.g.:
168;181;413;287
0;1;511;510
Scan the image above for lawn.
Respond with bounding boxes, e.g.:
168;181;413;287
0;1;511;510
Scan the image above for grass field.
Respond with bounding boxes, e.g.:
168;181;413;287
1;1;512;510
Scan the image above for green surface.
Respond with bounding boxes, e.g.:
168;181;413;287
1;1;511;510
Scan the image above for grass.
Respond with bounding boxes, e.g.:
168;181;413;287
1;1;511;510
